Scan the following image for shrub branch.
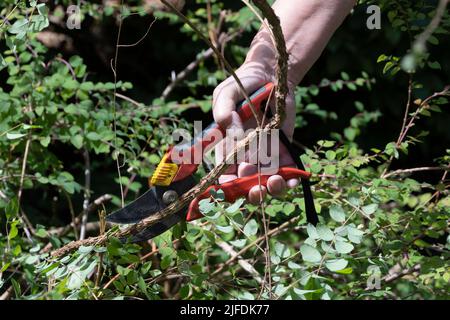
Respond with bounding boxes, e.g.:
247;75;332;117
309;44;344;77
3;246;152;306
51;0;289;258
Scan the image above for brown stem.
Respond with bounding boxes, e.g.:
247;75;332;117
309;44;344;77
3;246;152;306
51;0;290;259
383;166;450;179
80;148;91;240
160;0;261;127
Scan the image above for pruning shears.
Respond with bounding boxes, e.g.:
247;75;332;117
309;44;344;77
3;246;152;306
106;83;318;242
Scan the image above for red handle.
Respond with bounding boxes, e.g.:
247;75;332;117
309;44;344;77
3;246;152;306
186;167;311;221
170;82;274;181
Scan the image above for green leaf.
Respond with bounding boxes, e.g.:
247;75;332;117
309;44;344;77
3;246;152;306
6;132;26;140
216;225;233;234
9;19;28;35
11;279;21;298
283;203;296;215
274;241;290;258
39;136;51;147
67;271;84;290
86;132;101;141
0;54;7;71
35;228;47;238
316;225;334;241
306;223;319;239
377;54;388;63
346;83;357;91
362;203;378;216
344;127;357;141
78;246;94;254
428;61;441;70
325;150;336;160
347;226;365;244
336;267;353;275
329;205;345;223
225;198;245;214
70;135;84;149
148;154;160;165
80;81;95;91
210;189;225;201
243;219;258;237
160;256;172;270
230;239;246;248
385;142;399;158
300;244;322;263
63;79;79;90
325;259;348;272
335;241;354;254
8;223;19;240
340;71;350;81
199;199;215;215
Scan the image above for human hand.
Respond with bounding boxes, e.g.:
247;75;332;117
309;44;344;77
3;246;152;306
212;62;298;204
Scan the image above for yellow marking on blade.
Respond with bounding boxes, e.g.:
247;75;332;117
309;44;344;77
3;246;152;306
149;153;178;186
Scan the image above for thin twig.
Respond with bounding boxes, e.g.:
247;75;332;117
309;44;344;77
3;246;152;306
117;17;156;47
160;0;261;127
252;0;288;120
80;148;91;240
383;166;450;179
216;241;263;284
51;0;290;258
161;48;214;100
413;0;449;52
382;86;450;178
160;24;248;100
17;127;35;236
0;286;14;300
211;216;300;277
383;264;421;283
63;191;78;240
112;0;126;208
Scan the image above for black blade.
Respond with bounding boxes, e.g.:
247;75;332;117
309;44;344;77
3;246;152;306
106;188;163;224
106;176;196;224
129;210;186;242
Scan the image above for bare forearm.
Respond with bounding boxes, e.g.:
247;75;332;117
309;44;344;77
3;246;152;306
246;0;356;86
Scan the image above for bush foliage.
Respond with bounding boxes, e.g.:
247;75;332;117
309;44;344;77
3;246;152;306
0;0;449;300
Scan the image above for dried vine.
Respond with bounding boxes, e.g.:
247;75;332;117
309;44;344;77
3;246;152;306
51;0;289;258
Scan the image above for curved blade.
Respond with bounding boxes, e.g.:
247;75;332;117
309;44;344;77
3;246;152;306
130;210;186;242
106;188;163;224
106;177;196;224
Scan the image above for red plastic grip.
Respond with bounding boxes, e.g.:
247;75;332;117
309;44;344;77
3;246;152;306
186;167;312;221
236;82;274;122
170;82;274;182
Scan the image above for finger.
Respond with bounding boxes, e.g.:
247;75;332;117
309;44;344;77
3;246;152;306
215;113;243;180
248;185;267;204
267;175;287;196
212;75;265;130
213;95;236;130
219;174;238;184
237;162;258;178
287;178;299;188
212;78;244;130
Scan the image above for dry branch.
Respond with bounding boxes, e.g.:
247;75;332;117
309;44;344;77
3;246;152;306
251;0;288;121
160;0;261;126
383;166;450;179
51;0;289;258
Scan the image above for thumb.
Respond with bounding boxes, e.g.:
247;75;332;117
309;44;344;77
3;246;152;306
214;110;244;164
213;84;238;130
